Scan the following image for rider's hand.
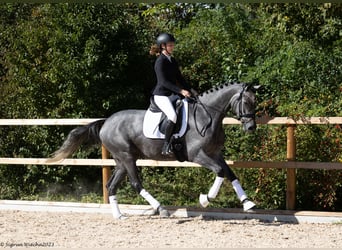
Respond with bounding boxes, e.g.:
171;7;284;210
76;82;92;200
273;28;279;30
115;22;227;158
180;89;191;98
190;88;199;96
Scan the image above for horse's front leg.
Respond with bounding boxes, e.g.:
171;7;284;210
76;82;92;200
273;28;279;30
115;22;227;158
193;151;256;211
216;155;256;211
199;176;224;208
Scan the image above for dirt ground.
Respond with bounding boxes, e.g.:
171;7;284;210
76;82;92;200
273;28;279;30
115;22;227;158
0;210;341;248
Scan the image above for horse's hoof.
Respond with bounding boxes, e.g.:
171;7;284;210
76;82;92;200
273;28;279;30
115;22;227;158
243;199;256;211
119;215;128;220
199;194;209;208
114;214;128;220
158;206;170;218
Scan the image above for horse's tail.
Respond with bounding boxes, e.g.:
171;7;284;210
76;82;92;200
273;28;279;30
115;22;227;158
46;119;106;163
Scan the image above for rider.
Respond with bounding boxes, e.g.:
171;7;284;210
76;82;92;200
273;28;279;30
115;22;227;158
150;33;193;155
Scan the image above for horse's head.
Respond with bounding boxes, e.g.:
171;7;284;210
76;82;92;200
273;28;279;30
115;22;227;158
233;84;261;133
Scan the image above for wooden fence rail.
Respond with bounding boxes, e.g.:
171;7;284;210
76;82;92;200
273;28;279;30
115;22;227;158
0;117;341;126
1;117;341;210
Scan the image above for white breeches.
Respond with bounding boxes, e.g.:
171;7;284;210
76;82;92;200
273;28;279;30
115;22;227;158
153;95;177;123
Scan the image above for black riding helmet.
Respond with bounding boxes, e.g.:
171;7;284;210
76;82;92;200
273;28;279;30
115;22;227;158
156;33;176;49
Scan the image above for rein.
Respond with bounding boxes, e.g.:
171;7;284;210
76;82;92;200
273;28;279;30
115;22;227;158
191;96;213;137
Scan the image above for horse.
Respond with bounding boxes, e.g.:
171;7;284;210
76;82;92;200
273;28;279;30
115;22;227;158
47;82;260;219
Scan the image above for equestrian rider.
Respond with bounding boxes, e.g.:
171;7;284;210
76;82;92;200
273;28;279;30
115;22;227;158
150;33;193;155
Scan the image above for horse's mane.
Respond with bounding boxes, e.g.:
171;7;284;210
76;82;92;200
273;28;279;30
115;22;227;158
199;82;241;97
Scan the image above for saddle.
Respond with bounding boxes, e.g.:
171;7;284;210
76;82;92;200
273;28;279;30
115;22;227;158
148;95;184;134
143;95;189;162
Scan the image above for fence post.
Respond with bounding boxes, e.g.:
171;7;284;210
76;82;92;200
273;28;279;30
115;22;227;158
286;124;296;210
101;145;111;204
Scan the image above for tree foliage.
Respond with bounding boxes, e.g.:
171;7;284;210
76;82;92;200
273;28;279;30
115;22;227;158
0;3;341;210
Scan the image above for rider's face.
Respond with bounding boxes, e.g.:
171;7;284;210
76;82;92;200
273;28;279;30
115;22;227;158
163;42;175;55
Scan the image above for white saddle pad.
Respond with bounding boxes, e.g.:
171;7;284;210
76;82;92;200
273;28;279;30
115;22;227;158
143;99;189;139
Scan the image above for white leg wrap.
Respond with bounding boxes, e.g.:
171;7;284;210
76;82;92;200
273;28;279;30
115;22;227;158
243;200;256;211
232;179;247;202
200;176;224;208
199;194;210;208
208;176;224;199
109;195;125;219
140;189;160;210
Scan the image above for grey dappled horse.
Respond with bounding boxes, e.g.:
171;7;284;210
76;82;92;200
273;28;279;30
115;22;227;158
48;83;260;219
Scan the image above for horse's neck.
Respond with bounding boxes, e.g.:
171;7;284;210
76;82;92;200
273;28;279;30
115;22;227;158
199;84;241;116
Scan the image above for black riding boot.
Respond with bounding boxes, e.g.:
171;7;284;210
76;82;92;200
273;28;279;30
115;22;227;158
162;120;175;155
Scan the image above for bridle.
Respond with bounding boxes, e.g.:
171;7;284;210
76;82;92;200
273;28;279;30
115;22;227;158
191;84;256;136
234;86;256;123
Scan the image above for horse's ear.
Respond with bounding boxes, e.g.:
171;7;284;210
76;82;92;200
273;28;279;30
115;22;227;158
245;84;260;91
251;85;261;92
248;85;261;93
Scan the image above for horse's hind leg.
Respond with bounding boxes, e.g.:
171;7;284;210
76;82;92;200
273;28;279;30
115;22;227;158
106;166;128;219
124;158;170;217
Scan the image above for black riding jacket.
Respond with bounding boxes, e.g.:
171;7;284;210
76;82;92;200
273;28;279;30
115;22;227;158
152;53;191;96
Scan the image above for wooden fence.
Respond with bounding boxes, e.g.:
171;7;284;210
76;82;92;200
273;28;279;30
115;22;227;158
0;117;341;210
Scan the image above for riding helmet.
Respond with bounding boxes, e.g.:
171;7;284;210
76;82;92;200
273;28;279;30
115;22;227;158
156;33;176;47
